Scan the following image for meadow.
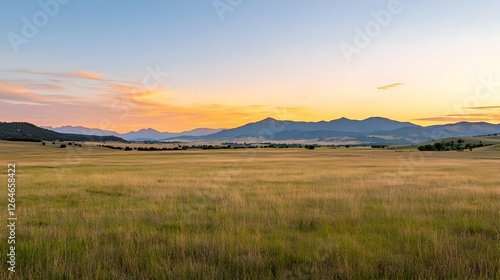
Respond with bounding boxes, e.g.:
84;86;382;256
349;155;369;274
0;141;499;279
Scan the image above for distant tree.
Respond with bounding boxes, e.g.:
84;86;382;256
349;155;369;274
345;145;351;148
457;139;464;144
60;144;67;148
434;142;445;151
372;145;387;148
42;142;46;145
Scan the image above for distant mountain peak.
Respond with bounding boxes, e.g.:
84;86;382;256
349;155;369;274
364;116;388;120
260;117;278;122
61;125;91;129
141;128;160;132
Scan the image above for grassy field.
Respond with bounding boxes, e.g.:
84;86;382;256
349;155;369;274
0;141;499;279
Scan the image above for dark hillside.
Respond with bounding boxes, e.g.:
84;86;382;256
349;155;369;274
0;122;127;142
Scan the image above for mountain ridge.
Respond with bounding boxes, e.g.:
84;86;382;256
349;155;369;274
43;125;222;141
162;117;500;144
187;117;421;140
28;117;500;145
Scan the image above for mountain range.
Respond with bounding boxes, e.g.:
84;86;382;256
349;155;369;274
42;117;500;145
42;126;222;141
162;117;500;144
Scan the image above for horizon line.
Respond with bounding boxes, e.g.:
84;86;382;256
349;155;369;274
3;116;500;134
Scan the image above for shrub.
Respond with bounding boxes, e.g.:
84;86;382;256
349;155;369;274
371;145;387;149
434;142;445;151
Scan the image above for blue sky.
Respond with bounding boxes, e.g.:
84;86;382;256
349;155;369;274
1;0;499;132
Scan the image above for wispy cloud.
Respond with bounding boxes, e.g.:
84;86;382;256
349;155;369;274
0;78;65;92
415;113;500;123
13;68;141;86
447;113;490;117
377;83;404;90
0;83;28;94
416;106;500;123
66;71;103;80
0;99;47;106
1;67;312;131
465;105;500;110
0;81;80;105
16;68;104;81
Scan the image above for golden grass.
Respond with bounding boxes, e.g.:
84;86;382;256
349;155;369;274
0;141;499;279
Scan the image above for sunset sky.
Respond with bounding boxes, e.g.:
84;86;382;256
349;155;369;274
1;1;500;133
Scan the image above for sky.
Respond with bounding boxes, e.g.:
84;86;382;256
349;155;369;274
1;0;500;133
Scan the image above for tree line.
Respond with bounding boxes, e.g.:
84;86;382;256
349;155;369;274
417;139;490;151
